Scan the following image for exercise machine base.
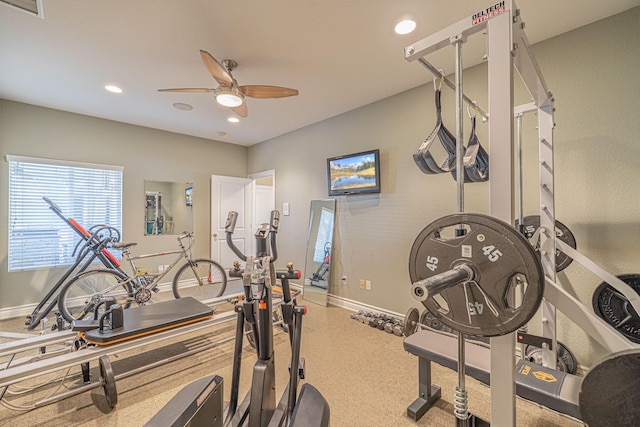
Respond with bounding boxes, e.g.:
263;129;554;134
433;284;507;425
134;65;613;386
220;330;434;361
144;375;224;427
404;329;582;421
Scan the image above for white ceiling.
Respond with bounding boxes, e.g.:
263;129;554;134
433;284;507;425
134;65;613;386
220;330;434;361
1;0;637;146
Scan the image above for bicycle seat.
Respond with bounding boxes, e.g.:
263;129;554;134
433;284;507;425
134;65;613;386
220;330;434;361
112;242;137;249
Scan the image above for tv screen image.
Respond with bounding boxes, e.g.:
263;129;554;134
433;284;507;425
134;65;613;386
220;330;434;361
327;149;381;196
185;187;193;206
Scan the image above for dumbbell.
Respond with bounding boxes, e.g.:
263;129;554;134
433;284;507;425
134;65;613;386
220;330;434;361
392;324;404;336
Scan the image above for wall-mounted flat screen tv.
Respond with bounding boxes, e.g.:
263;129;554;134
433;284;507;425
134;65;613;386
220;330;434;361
327;149;381;196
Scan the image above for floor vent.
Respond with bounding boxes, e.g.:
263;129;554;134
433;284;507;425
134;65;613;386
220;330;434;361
1;0;43;18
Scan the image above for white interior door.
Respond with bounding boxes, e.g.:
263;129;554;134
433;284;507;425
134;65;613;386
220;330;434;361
248;170;276;256
211;175;252;270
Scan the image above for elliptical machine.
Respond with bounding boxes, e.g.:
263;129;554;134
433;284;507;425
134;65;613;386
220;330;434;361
145;210;330;427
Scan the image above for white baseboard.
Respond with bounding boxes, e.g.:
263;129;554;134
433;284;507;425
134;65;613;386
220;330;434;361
0;303;37;321
327;293;403;320
0;282;176;322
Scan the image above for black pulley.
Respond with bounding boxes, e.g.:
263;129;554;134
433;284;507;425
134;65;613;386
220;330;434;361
592;273;640;344
409;213;544;337
515;215;577;272
99;355;118;409
579;349;640;427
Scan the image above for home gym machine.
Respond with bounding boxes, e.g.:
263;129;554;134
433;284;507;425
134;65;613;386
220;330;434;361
145;210;330;427
401;1;639;426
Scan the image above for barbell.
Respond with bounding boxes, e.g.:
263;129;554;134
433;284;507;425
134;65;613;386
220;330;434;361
408;213;545;337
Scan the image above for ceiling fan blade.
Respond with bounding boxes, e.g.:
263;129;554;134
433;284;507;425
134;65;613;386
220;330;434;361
239;85;298;99
200;50;233;87
157;88;213;93
231;102;248;118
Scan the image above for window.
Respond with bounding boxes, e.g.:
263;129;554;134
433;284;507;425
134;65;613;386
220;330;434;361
7;155;123;272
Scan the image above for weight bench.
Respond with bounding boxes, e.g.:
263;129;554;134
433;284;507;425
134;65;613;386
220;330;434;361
73;297;214;346
403;329;583;421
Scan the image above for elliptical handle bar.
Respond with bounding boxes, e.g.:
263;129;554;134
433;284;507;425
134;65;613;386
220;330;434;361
270;210;279;263
224;211;247;261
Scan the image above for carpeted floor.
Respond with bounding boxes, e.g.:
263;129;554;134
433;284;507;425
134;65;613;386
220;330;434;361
0;297;582;426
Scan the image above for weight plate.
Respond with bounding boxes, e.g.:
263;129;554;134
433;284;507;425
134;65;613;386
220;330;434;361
516;215;577;272
579;349;640;427
99;355;118;409
403;307;419;337
524;341;578;374
409;213;544;337
419;309;430;328
592;274;640;344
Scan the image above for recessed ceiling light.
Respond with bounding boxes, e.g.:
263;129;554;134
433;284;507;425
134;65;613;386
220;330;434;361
217;131;227;137
173;102;193;111
395;19;416;35
227;117;240;123
104;85;122;94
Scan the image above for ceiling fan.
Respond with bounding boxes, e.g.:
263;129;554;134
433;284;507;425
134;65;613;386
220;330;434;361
158;50;298;117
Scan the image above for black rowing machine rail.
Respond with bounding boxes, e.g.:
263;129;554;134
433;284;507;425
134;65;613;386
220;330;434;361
146;210;330;427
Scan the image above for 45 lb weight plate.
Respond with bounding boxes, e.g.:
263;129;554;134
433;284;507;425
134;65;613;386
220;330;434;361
592;273;640;344
516;215;577;272
409;213;544;337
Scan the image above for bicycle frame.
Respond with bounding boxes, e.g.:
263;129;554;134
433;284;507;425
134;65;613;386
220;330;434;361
121;233;194;292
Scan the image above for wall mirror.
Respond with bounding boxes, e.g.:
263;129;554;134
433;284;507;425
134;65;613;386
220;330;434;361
303;199;336;306
144;181;193;235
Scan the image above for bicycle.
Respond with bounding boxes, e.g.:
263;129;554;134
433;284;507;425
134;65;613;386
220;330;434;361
56;232;227;323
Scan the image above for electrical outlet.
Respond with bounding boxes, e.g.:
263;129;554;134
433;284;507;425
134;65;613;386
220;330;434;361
158;265;164;273
366;280;371;291
359;279;365;289
342;276;348;285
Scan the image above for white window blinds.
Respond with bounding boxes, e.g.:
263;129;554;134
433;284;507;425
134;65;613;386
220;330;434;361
7;155;123;272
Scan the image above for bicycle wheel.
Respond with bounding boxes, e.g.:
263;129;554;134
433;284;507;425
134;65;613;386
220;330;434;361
58;269;134;323
172;259;227;303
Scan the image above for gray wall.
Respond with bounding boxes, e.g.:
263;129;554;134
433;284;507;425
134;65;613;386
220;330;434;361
0;9;637;369
0;100;247;310
248;9;640;368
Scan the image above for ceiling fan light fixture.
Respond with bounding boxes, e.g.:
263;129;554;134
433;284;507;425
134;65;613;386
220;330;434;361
216;87;244;107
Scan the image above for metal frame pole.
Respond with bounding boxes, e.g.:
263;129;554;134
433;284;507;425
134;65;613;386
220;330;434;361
453;36;470;425
538;101;558;369
416;58;489;121
516;114;524;230
487;7;516;427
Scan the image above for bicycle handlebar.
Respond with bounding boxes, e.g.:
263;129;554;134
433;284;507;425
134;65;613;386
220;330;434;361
177;231;196;252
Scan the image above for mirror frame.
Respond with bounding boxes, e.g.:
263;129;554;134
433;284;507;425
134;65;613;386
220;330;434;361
144;180;193;236
302;199;336;306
